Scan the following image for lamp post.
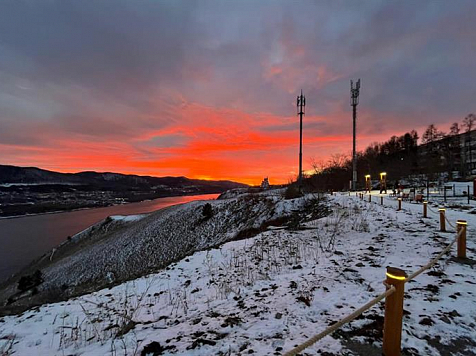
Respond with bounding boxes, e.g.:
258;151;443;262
365;174;371;193
380;172;387;194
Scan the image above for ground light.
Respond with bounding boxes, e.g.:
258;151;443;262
457;220;467;258
439;208;446;232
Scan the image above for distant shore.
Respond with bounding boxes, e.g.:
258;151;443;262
0;191;221;219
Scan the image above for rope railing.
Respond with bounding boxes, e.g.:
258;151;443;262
371;193;458;231
426;204;439;215
283;285;396;356
406;228;462;282
444;213;456;229
283;191;468;356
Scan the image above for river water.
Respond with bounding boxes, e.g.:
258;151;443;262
0;194;218;282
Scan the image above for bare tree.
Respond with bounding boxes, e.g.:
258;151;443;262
449;122;460;136
463;113;476;132
463;113;476;174
310;157;326;174
328;153;349;169
421;124;444;144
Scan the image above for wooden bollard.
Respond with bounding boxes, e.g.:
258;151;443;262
423;201;427;218
457;220;467;259
380;196;384;205
397;198;402;211
369;194;372;202
383;267;407;356
439;208;446;232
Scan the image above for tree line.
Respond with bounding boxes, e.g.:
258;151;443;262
306;113;476;191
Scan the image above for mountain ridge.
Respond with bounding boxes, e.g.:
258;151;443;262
0;164;248;217
0;164;246;187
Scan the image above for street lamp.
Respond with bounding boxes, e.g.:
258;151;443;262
380;172;387;194
365;174;371;193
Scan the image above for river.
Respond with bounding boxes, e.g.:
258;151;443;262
0;193;219;282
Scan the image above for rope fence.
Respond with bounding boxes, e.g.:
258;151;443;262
406;228;461;282
283;285;396;356
282;191;469;356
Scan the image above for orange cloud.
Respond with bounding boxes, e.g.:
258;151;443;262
1;91;437;186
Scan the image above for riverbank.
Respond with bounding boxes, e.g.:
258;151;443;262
0;192;220;220
0;194;219;283
0;190;323;316
0;191;226;218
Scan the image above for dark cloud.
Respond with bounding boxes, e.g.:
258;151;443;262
1;0;476;181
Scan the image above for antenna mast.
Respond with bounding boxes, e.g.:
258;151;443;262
350;79;361;191
297;90;305;189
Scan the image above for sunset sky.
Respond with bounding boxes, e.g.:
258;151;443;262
1;1;476;185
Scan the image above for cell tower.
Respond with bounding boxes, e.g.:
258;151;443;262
297;90;305;188
350;79;361;191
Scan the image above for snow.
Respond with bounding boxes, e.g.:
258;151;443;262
0;183;81;187
1;192;475;355
109;214;147;223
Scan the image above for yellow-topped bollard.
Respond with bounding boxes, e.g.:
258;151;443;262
423;201;427;218
439;208;446;232
369;194;372;202
457;220;467;259
380;195;384;205
383;266;407;356
397;198;402;211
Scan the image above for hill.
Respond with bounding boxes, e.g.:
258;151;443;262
0;165;247;216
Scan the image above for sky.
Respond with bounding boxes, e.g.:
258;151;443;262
1;1;476;185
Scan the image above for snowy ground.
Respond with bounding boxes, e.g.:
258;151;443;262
1;192;475;355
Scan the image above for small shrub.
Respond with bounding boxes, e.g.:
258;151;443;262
202;203;213;220
17;276;32;292
284;185;301;199
17;269;43;292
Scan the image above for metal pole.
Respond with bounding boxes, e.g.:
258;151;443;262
297;90;305;191
352;103;357;191
299;101;303;185
351;79;360;192
427;180;430;202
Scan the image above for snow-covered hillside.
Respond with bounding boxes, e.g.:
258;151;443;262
0;190;325;315
1;192;475;355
